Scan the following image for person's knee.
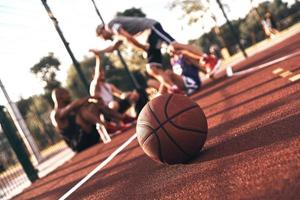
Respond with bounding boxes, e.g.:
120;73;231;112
165;69;173;76
146;63;162;77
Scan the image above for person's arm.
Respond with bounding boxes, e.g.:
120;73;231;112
118;28;149;51
90;40;123;55
88;51;105;98
109;84;126;99
57;98;88;119
181;54;206;73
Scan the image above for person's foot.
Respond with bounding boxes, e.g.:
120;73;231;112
106;120;135;136
201;54;221;78
106;122;122;135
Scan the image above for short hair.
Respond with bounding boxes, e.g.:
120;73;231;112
96;24;105;36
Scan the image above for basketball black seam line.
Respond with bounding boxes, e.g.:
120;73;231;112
139;105;165;163
153;129;165;163
148;95;192;158
139;103;200;146
165;94;207;134
138;122;156;145
168;121;207;135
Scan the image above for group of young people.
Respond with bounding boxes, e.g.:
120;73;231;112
51;16;220;152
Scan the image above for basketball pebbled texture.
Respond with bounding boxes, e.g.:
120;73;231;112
136;94;208;164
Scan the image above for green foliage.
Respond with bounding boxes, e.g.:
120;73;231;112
16;95;60;148
105;68;148;91
116;7;146;17
183;0;300;54
31;52;61;94
168;0;205;25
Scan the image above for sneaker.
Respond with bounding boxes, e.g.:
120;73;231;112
201;54;221;78
106;122;133;136
106;122;122;135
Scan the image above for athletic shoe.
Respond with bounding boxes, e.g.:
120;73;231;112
201;54;221;78
109;122;135;136
106;122;122;135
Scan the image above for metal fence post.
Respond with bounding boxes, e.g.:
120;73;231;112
0;106;38;182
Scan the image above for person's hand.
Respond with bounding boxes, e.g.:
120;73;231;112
89;49;101;56
120;92;129;99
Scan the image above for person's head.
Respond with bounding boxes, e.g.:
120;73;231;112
96;24;113;40
52;88;71;108
265;12;272;19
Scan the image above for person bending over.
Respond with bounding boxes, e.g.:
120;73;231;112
94;16;219;81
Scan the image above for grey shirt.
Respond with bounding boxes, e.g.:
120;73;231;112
108;17;157;36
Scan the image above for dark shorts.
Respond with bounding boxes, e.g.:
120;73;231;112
62;127;100;152
147;23;175;65
117;98;131;114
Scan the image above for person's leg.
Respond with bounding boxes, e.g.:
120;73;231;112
151;23;175;44
158;83;168;94
76;105;103;131
147;78;160;90
146;64;175;90
75;128;100;152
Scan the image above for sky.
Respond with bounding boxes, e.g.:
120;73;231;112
0;0;296;103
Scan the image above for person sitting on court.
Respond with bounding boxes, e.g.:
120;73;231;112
89;49;139;124
146;49;201;96
50;88;102;152
170;42;221;78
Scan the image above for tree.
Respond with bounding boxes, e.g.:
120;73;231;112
116;7;146;17
16;94;60;149
169;0;230;55
31;52;61;94
168;0;205;25
239;8;264;46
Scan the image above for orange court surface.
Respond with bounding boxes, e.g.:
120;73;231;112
14;31;300;200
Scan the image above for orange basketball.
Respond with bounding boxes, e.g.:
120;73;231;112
136;94;208;164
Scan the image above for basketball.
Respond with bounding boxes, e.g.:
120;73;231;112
136;94;208;164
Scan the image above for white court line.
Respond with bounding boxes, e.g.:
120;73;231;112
59;133;137;200
226;51;300;77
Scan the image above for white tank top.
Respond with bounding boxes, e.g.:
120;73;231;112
94;83;114;105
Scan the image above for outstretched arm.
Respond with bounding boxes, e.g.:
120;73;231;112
90;40;123;55
118;28;149;51
58;98;89;119
89;50;105;97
